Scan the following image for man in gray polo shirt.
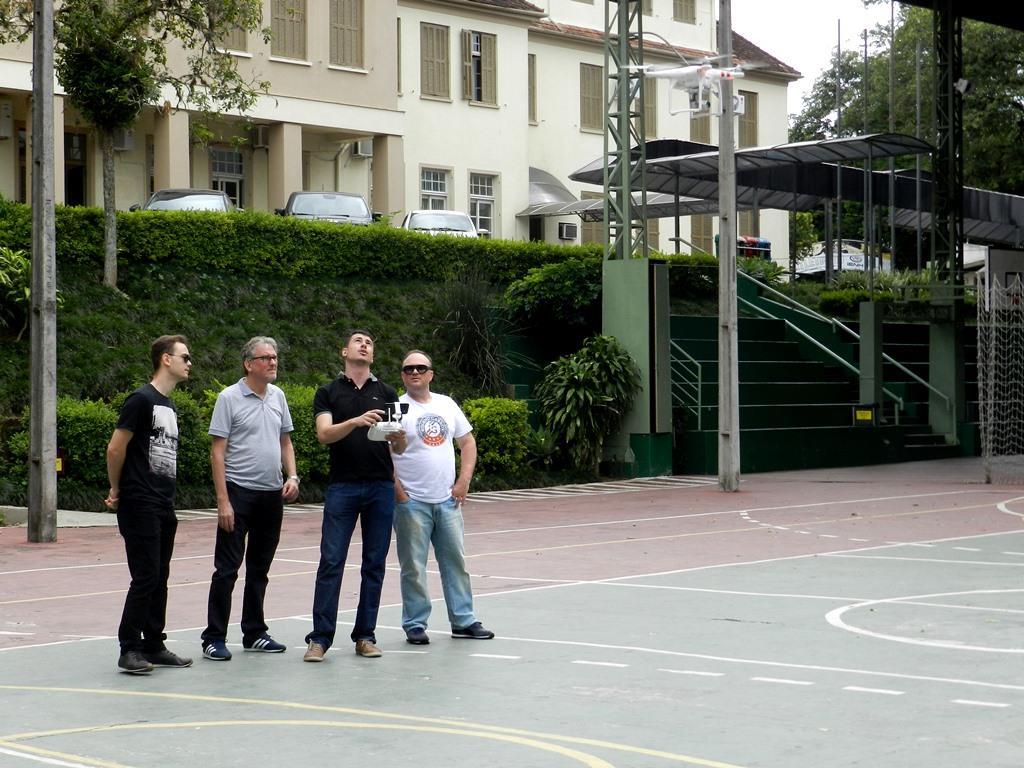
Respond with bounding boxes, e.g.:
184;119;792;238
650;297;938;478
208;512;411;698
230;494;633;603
201;336;300;660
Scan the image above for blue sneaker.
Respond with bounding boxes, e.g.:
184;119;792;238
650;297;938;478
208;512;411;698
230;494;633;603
202;640;232;661
243;634;286;653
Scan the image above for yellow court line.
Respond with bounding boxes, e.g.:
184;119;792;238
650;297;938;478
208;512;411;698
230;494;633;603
2;720;617;768
0;686;746;768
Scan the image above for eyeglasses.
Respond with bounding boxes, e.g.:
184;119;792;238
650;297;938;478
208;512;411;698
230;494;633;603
169;353;193;364
250;355;278;363
402;364;431;375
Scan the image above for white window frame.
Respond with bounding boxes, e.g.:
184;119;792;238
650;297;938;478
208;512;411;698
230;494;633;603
211;147;245;208
469;172;496;237
420;167;449;209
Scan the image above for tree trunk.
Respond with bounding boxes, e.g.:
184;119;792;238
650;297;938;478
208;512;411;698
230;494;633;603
102;130;117;288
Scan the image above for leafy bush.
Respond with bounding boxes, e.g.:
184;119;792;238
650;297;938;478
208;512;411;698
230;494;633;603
739;256;786;286
504;256;602;332
3;398;117;487
0;246;31;338
819;289;895;317
534;335;641;472
278;383;330;484
664;253;719;301
462;397;530;477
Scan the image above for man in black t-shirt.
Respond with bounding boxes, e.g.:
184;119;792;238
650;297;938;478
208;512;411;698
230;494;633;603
106;334;194;674
303;329;407;662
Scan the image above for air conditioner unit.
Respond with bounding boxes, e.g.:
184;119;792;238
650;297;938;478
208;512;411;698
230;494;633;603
252;125;270;149
112;127;135;152
354;138;374;158
558;221;579;241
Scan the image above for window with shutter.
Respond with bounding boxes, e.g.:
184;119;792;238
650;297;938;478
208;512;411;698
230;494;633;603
271;0;306;59
330;0;363;68
580;63;603;132
674;0;696;24
462;30;497;104
528;54;537;123
220;26;247;52
421;23;450;98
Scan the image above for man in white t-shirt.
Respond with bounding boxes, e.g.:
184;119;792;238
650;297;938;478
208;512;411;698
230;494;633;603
391;350;494;644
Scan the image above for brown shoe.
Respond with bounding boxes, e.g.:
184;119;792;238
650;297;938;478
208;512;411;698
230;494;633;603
354;639;382;658
303;641;326;662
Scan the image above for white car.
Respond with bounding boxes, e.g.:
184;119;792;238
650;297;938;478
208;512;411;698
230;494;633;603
400;209;480;237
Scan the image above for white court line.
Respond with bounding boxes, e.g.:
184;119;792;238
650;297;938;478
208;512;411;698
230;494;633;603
751;677;814;686
843;686;905;696
953;547;982;552
659;668;725;677
826;588;1024;653
572;660;629;668
0;746;95;767
1004;551;1024;556
996;496;1024;519
471;653;520;660
952;699;1011;708
827;554;1024;567
0;631;34;636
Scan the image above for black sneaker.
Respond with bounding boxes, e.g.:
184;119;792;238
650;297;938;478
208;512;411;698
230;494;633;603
451;622;494;640
405;627;430;645
243;634;287;653
202;640;232;661
118;650;154;674
144;648;193;668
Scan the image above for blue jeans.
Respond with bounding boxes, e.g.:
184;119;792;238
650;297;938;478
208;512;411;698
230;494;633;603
306;481;394;650
393;497;476;632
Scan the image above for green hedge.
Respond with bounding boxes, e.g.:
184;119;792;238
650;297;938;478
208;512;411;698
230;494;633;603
278;383;330;484
463;397;530;478
0;199;601;284
0;389;533;509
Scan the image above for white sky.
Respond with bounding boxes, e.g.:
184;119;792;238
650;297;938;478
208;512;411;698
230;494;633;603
731;0;895;116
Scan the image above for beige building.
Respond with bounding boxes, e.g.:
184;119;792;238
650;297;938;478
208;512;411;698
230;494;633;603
0;0;798;256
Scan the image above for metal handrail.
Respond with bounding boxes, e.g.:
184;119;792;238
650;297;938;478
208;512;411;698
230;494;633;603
669;340;702;430
738;271;951;414
738;295;903;425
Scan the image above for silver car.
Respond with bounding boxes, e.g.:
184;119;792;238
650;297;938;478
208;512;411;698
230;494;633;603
276;191;372;225
400;209;479;237
132;188;235;212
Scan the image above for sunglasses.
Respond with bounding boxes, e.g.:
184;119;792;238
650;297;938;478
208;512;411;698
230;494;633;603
169;353;193;364
250;355;279;363
402;364;432;375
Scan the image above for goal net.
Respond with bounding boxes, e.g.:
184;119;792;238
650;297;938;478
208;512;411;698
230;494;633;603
978;273;1024;484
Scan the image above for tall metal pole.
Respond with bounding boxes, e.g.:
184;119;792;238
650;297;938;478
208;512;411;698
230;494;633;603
28;0;58;543
915;39;922;272
717;0;739;491
888;0;896;272
835;21;843;276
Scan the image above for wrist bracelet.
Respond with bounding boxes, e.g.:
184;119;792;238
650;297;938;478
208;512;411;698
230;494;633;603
288;475;299;483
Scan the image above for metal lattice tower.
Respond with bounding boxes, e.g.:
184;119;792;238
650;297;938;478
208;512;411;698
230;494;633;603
933;1;964;286
602;0;647;261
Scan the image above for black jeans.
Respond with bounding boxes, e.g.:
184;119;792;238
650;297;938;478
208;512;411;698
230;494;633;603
117;501;178;654
202;482;283;645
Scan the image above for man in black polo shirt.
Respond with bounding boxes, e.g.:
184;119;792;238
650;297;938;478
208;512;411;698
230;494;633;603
304;329;407;661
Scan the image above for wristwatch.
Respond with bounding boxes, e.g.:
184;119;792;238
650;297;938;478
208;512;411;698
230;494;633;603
288;475;299;483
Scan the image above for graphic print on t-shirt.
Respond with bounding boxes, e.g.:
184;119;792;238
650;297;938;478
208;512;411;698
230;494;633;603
416;413;449;447
149;404;179;478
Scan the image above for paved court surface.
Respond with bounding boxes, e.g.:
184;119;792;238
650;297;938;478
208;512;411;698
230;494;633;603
1;457;1022;767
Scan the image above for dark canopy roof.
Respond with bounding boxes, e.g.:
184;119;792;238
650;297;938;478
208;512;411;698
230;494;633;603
898;0;1024;32
567;134;1024;246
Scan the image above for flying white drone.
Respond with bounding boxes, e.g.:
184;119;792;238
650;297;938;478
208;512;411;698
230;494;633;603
630;58;745;115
